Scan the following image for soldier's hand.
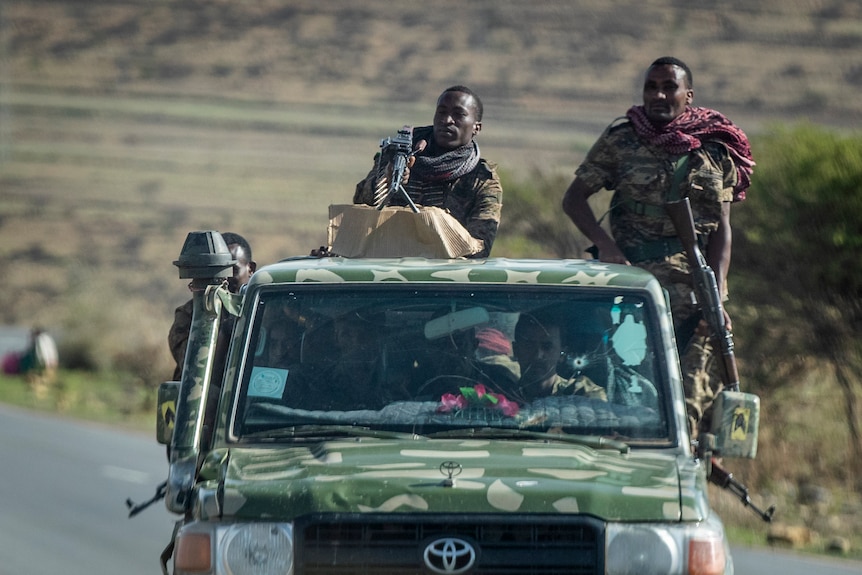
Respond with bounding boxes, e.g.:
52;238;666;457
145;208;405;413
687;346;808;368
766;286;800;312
596;241;630;265
402;139;425;185
695;309;732;338
402;154;415;185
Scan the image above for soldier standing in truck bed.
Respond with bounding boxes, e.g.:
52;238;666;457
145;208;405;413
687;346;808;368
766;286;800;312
354;85;503;258
561;56;754;437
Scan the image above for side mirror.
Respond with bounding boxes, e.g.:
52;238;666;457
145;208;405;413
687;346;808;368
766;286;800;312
156;381;179;445
710;390;760;459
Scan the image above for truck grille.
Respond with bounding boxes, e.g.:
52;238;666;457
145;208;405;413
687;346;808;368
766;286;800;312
295;514;604;575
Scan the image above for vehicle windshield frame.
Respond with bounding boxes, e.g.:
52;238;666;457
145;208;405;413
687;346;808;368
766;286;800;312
226;282;675;446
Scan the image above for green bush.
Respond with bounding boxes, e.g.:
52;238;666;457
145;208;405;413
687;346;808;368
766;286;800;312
735;124;862;300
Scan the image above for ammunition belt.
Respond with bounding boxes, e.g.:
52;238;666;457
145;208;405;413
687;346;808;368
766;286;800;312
617;197;668;218
622;237;684;263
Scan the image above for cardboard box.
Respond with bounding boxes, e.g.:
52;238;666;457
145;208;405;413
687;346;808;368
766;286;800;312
328;204;483;259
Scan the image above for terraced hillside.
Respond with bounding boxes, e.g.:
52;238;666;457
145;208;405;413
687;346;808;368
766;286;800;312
0;0;860;366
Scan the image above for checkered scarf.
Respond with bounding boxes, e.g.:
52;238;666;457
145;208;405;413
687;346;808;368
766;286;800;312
408;125;480;184
626;105;755;201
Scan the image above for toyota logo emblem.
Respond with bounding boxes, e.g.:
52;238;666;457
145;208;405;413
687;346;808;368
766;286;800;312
423;537;477;574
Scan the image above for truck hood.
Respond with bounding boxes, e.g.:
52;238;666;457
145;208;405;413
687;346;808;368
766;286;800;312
197;439;708;522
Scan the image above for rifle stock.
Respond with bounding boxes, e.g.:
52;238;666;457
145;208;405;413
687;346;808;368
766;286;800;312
709;458;775;522
126;480;167;518
665;198;740;392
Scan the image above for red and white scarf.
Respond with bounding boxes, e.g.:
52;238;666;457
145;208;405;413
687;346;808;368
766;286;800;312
626;105;755;201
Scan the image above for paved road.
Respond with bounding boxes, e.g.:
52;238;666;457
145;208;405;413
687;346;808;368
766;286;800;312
732;545;862;575
0;404;175;575
1;402;861;575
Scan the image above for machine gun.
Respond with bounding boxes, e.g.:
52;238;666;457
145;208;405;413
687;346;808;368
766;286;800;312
375;125;420;213
665;197;740;392
126;480;167;518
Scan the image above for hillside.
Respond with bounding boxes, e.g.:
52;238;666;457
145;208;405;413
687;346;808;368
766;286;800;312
3;0;861;123
2;0;861;404
2;0;861;368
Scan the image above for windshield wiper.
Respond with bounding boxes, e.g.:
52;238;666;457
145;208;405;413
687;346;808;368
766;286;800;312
426;427;630;454
242;424;425;442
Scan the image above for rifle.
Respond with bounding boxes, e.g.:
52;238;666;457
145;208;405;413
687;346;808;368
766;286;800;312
666;197;774;521
709;459;775;522
665;197;740;392
126;480;167;518
376;125;420;213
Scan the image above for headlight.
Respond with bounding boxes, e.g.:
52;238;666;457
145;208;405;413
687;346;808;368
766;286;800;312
606;515;729;575
222;523;294;575
174;522;294;575
607;526;680;575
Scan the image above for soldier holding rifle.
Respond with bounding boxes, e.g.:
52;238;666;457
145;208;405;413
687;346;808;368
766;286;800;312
562;56;755;438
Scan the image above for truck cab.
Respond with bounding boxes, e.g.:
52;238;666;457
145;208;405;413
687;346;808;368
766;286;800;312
156;231;759;575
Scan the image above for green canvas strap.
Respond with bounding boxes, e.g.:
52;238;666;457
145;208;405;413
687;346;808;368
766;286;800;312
616;154;690;217
666;153;690;202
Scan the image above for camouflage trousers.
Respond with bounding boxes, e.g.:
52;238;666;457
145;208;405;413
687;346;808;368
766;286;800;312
680;333;724;439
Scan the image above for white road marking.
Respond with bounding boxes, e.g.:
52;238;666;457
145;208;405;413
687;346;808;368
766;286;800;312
101;465;151;484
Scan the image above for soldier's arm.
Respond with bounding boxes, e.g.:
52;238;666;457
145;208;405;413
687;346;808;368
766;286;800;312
705;202;732;300
704;142;739;301
562;178;629;264
463;163;503;257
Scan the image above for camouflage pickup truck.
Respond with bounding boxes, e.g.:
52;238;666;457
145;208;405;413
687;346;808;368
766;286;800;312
154;230;761;575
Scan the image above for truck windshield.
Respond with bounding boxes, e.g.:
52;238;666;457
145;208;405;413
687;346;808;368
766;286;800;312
232;285;670;442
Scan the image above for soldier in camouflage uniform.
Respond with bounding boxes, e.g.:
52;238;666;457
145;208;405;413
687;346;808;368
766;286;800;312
168;232;256;380
510;311;607;404
561;56;754;438
354;86;503;258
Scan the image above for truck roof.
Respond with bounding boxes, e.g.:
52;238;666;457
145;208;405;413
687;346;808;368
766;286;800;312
247;257;661;290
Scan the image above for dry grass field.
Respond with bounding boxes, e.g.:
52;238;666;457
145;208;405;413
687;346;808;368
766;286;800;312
2;0;862;555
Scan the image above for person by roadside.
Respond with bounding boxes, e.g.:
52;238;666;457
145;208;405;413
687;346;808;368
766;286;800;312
19;326;59;397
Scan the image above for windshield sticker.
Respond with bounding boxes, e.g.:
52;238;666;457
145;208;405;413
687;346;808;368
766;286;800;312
248;367;288;398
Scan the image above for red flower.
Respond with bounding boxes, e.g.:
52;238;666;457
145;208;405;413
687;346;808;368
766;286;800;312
492;394;520;417
437;392;468;413
438;385;519;417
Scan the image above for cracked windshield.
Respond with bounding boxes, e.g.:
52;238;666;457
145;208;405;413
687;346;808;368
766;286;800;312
236;286;669;441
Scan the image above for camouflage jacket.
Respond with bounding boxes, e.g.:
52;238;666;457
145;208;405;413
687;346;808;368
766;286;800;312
574;119;738;325
353;158;503;258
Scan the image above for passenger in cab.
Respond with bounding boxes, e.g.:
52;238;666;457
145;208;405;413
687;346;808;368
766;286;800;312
509;311;607;403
